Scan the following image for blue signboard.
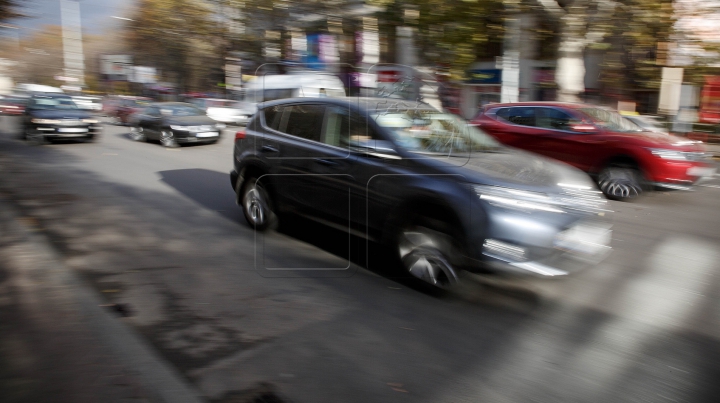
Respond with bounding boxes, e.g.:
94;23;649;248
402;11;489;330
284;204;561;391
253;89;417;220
467;69;502;84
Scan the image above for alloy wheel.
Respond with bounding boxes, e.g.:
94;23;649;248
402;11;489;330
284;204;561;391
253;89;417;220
398;227;459;288
598;166;642;201
160;130;178;148
242;179;274;230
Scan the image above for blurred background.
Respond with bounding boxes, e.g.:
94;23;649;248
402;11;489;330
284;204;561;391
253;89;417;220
0;0;718;128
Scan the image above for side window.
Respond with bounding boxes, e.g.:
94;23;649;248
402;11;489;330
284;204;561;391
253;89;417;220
537;108;578;131
263;106;284;131
503;107;536;126
323;107;378;148
146;107;160;117
282;104;326;142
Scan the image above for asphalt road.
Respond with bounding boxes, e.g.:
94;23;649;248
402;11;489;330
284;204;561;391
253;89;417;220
1;116;720;403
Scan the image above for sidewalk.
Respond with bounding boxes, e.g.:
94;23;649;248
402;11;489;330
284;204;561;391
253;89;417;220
0;194;205;403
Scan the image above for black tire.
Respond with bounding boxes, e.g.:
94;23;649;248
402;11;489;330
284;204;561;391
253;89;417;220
395;219;460;289
159;130;178;148
598;164;643;201
129;126;146;142
239;176;277;231
25;128;47;145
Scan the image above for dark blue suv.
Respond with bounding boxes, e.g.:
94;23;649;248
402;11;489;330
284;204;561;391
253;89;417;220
231;97;612;288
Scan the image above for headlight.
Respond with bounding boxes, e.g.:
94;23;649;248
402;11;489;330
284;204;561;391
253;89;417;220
216;123;226;129
648;148;687;161
170;125;189;131
82;119;98;124
473;185;565;213
32;119;61;124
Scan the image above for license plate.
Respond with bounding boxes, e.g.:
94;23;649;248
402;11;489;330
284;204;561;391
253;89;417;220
687;167;716;177
196;132;218;138
58;128;88;133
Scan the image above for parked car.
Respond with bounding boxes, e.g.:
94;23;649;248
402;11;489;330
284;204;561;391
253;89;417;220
22;93;101;143
115;97;152;125
471;102;716;200
190;98;253;126
129;102;225;147
230;97;611;289
0;96;27;115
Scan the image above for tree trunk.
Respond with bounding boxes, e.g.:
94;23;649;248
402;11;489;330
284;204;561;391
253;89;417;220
555;6;588;102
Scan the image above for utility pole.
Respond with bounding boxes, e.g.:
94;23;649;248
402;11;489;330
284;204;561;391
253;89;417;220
60;0;85;87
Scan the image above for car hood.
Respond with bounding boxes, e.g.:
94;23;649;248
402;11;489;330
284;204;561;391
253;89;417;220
29;109;91;119
165;115;218;126
426;147;595;192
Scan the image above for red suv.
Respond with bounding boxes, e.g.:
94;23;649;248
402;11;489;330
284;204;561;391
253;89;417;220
472;102;716;200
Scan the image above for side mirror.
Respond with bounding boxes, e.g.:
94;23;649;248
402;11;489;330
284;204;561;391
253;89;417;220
349;138;401;159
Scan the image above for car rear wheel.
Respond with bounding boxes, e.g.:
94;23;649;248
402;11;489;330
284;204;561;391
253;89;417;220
160;130;178;148
598;165;643;201
240;176;277;231
397;224;460;289
130;126;146;142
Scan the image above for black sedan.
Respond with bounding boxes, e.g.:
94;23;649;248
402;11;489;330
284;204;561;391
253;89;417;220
129;102;225;147
231;97;613;289
23;93;101;143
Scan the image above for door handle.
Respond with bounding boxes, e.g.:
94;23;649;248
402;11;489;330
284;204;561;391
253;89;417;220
314;158;339;166
260;145;278;153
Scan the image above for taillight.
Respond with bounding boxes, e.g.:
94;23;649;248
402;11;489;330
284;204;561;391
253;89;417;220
235;129;246;140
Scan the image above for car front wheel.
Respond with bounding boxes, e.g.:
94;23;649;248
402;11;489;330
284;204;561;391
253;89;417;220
598;165;643;201
397;224;460;289
159;130;178;148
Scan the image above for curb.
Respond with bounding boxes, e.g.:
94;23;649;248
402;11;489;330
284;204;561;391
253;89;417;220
0;195;207;403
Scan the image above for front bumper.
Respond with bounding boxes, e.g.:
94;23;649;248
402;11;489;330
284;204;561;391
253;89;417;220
465;218;612;278
648;159;716;189
33;123;101;137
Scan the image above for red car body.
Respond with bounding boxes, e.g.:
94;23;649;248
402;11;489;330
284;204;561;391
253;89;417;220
0;97;27;115
471;102;716;196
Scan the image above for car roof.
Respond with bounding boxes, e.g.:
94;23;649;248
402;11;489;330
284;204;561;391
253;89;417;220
32;93;72;98
150;102;196;107
483;101;593;109
258;97;439;112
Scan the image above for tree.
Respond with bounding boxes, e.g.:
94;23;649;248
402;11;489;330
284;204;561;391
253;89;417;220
125;0;215;92
0;0;24;23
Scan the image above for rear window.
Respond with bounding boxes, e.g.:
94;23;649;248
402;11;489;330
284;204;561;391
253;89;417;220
263;106;283;131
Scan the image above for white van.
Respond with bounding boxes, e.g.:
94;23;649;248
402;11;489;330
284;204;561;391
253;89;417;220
15;83;64;96
238;73;346;113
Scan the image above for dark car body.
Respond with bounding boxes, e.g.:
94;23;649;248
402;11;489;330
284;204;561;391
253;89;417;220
23;94;101;142
230;97;612;286
129;102;224;147
471;102;716;199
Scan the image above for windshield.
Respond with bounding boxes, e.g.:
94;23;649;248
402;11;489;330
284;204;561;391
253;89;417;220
31;97;78;110
159;104;205;116
579;108;641;132
371;110;501;154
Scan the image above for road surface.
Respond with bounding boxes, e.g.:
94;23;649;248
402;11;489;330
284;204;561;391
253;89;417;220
1;116;719;403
